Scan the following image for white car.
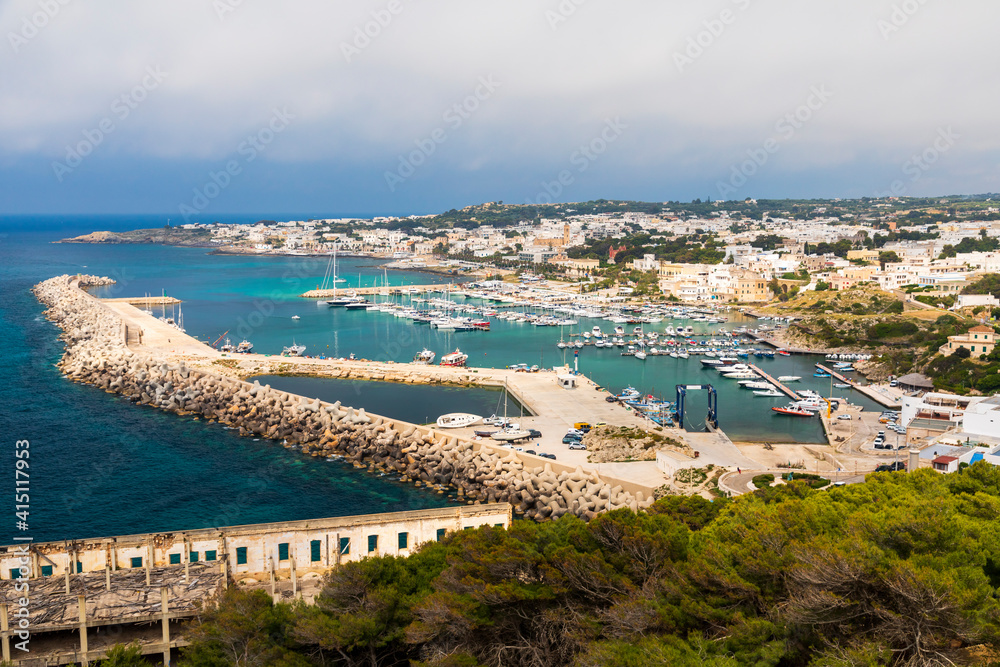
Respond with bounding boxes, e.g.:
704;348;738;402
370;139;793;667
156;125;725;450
837;414;851;420
568;442;587;451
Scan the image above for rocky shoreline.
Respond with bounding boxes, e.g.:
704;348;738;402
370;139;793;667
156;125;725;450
33;275;652;522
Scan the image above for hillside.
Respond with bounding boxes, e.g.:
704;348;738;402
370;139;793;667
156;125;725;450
176;465;1000;666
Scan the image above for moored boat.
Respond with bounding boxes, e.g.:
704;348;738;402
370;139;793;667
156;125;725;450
440;348;469;367
772;405;814;417
436;413;482;429
413;348;436;364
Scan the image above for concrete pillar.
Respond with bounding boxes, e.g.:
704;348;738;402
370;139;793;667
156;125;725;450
65;564;71;594
105;566;111;591
269;557;275;596
78;595;89;667
184;559;190;584
1;604;10;662
335;533;341;566
161;587;171;666
908;449;920;471
291;555;297;597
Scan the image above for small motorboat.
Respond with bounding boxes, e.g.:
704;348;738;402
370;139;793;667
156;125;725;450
754;389;784;397
413;348;436;364
777;349;791;356
436;413;483;429
834;382;852;389
777;376;801;382
814;372;832;378
772;406;814;417
291;315;301;320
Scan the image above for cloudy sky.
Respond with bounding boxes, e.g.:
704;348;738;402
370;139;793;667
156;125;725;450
1;0;997;217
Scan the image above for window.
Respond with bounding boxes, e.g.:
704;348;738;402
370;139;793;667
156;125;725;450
169;553;181;565
190;551;199;563
368;535;378;553
495;523;504;528
130;557;142;569
236;547;247;565
9;569;20;580
464;526;473;531
311;540;321;562
76;562;83;573
398;532;408;550
41;565;53;576
436;528;446;542
339;537;350;556
205;550;217;562
278;543;289;561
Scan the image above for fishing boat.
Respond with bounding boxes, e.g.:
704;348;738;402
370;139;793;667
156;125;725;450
440;349;469;367
436;413;482;429
282;341;306;357
772;405;814;417
219;338;235;353
777;375;801;382
291;315;300;320
236;339;254;353
413;349;436;364
777;349;791;356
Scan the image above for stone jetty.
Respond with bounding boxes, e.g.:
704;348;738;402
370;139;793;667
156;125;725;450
34;275;655;521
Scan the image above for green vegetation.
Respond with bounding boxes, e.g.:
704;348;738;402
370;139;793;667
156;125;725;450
180;466;1000;666
98;643;146;666
568;233;725;265
963;273;1000;299
940;231;1000;258
751;473;775;488
780;472;830;489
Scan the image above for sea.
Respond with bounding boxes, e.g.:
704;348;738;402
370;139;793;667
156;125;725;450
0;215;883;542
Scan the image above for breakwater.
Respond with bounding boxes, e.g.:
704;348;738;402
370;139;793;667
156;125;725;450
33;275;654;522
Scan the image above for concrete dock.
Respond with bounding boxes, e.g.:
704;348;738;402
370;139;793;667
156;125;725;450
103;299;685;485
815;363;901;409
301;284;456;298
748;364;801;401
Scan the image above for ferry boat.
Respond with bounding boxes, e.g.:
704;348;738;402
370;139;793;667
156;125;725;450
440;349;469;367
772;405;814;417
236;339;254;353
413;348;436;364
436;413;482;429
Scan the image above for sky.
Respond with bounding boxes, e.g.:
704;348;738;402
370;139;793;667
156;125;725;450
1;0;998;218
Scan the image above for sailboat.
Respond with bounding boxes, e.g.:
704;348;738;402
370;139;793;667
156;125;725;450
492;379;532;442
323;246;359;306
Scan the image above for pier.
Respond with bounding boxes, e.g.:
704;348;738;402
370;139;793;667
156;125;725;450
301;283;457;298
815;363;901;409
748;364;801;401
100;296;181;305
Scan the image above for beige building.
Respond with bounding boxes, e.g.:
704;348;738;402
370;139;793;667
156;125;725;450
939;325;997;357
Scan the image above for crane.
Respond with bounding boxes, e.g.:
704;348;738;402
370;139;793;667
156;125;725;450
211;330;230;348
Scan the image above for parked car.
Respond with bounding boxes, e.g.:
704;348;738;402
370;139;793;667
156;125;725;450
889;380;899;387
875;462;906;472
562;436;582;444
524;450;537;456
573;422;592;430
568;442;587;451
539;452;557;460
566;429;585;437
837;414;852;420
528;429;542;439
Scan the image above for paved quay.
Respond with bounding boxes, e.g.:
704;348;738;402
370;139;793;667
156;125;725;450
104;300;695;483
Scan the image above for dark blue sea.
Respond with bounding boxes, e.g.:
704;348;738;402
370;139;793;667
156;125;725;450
0;215;883;542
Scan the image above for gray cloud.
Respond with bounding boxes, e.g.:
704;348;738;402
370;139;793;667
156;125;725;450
1;0;997;204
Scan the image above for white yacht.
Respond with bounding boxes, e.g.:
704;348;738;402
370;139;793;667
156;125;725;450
436;413;482;429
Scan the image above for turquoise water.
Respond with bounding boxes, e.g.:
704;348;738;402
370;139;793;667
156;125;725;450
0;215;882;542
253;375;523;426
